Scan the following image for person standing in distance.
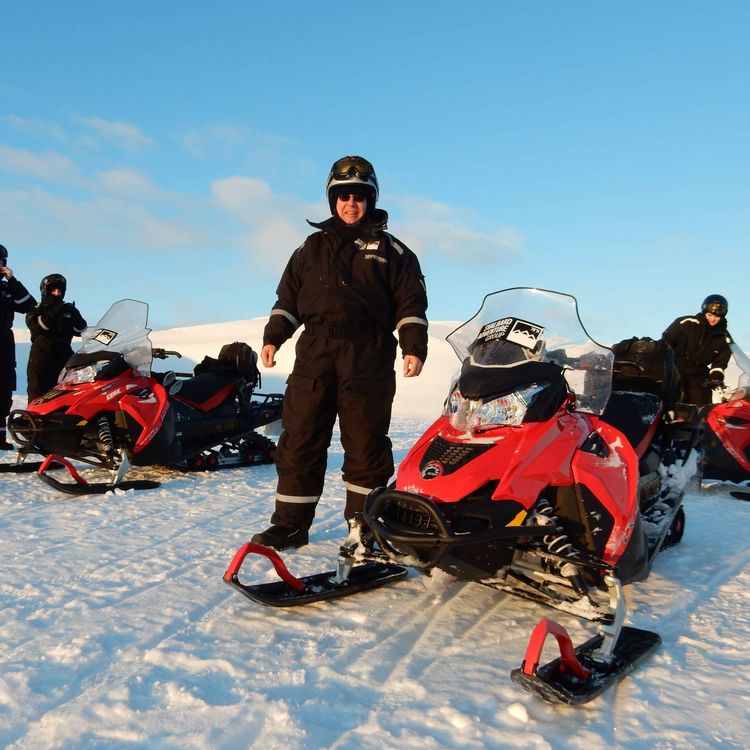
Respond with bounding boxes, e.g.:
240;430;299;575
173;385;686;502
252;155;428;550
26;274;87;402
0;244;37;449
662;294;732;407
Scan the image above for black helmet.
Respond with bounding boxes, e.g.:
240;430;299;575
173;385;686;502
701;294;728;318
326;155;379;214
40;273;67;299
0;244;7;263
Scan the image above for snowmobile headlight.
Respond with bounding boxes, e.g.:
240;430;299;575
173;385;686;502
447;383;545;431
60;360;111;386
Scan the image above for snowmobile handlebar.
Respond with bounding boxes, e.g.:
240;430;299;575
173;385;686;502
152;348;182;360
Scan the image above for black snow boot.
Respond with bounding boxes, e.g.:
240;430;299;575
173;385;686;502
0;431;13;451
251;525;308;550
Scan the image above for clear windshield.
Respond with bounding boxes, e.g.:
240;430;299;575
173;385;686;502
77;299;153;375
446;287;614;414
726;342;750;390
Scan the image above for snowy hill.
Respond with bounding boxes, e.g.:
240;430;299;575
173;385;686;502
2;319;749;749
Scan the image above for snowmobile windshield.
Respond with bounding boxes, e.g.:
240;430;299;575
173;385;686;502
726;342;750;390
76;299;153;376
446;288;614;415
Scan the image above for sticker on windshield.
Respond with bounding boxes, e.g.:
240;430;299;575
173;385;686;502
477;317;545;350
91;328;117;345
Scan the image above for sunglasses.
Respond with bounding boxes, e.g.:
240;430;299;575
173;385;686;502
336;192;367;203
332;156;374;180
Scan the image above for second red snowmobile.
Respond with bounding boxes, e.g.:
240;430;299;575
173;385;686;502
224;288;699;704
699;341;750;494
8;299;283;494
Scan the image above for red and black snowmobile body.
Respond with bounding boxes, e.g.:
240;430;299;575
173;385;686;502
699;342;750;490
225;288;699;704
7;300;282;493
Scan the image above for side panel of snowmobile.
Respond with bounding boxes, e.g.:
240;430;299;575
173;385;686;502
571;420;639;567
702;398;750;481
120;383;170;453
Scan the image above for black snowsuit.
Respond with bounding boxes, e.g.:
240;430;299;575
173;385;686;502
263;209;428;531
662;313;731;406
0;276;36;434
26;298;87;401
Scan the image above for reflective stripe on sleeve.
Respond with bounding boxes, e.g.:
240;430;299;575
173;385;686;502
271;308;300;328
396;316;428;330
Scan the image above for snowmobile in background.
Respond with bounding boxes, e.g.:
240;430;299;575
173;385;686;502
698;341;750;497
7;299;283;494
224;288;700;705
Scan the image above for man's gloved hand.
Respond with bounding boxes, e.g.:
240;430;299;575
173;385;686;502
703;369;725;389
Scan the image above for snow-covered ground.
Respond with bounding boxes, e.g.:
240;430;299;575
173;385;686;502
2;319;749;749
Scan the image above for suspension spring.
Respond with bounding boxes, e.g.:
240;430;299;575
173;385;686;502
97;415;114;451
533;497;590;596
534;498;577;558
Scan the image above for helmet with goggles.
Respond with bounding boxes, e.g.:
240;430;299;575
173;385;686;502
701;294;728;318
326;155;379;213
40;273;67;299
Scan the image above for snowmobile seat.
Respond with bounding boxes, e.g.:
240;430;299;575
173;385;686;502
171;373;239;413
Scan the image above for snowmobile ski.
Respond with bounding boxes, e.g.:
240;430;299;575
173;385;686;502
37;455;161;495
729;490;750;501
510;617;661;705
223;542;408;607
0;459;49;473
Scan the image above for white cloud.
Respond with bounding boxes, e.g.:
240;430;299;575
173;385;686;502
75;117;156;152
1;115;68;142
0;144;82;185
385;195;523;262
95;168;162;198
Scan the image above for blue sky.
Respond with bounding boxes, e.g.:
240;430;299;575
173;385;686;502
1;1;748;347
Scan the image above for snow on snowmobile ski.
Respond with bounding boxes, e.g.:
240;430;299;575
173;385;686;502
699;341;750;493
224;287;700;704
6;299;283;494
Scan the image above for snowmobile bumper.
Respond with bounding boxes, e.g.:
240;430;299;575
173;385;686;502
363;487;550;579
511;617;661;704
223;542;408;607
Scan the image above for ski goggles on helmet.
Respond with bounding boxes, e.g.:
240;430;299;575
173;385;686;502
703;301;727;317
331;156;375;180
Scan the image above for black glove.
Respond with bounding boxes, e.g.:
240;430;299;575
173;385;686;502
702;379;724;390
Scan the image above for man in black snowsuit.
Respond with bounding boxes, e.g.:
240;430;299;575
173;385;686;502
26;273;87;402
662;294;732;407
0;244;36;449
252;155;428;550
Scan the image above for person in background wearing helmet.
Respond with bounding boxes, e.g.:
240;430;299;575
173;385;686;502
251;155;428;550
26;274;87;402
0;244;37;449
662;294;732;407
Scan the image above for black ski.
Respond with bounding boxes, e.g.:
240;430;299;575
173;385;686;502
0;460;47;473
729;490;750;501
223;541;408;607
226;561;408;607
511;624;661;705
37;471;161;495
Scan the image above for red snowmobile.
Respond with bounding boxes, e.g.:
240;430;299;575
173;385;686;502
699;342;750;498
7;299;282;494
224;288;699;704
